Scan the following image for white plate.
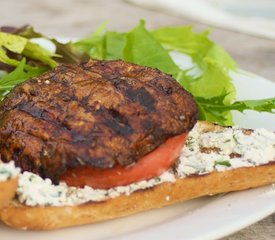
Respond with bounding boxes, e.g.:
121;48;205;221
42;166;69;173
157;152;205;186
1;46;275;240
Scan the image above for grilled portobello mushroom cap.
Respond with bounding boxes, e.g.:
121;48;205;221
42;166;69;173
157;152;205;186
0;59;198;181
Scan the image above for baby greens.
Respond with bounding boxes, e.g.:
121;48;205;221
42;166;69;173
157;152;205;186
0;21;274;125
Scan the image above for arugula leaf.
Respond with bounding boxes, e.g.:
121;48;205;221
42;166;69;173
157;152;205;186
238;98;275;112
196;93;275;123
201;97;275;112
0;59;45;98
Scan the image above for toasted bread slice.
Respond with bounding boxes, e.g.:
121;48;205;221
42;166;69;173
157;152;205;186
0;177;18;209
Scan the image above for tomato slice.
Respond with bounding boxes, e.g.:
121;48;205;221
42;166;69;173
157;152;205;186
60;133;187;189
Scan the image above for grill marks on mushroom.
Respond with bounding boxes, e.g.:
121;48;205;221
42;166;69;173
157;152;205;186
0;59;198;182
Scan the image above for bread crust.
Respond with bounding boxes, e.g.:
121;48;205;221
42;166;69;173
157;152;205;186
0;121;274;230
0;177;18;209
1;163;275;230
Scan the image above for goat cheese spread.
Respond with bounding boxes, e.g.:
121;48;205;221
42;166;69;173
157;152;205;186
0;161;20;181
17;170;175;206
177;124;275;176
16;123;275;207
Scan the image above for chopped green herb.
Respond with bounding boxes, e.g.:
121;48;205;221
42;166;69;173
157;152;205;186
185;136;195;147
0;169;12;180
232;135;239;144
214;160;231;167
155;176;161;183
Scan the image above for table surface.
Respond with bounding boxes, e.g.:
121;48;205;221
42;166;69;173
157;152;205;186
1;0;275;239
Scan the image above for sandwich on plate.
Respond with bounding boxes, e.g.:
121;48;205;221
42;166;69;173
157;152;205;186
0;23;275;231
0;59;274;230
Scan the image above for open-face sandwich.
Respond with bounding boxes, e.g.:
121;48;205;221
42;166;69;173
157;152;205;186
0;60;274;230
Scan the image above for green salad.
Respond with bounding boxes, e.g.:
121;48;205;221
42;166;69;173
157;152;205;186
0;21;274;126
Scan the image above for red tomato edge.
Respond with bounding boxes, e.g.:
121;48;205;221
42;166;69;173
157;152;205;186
60;132;187;189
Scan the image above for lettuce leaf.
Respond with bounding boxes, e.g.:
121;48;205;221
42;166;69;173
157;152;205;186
152;26;236;106
123;20;179;76
73;23;107;60
105;32;125;60
0;31;58;69
0;26;89;97
0;32;27;67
